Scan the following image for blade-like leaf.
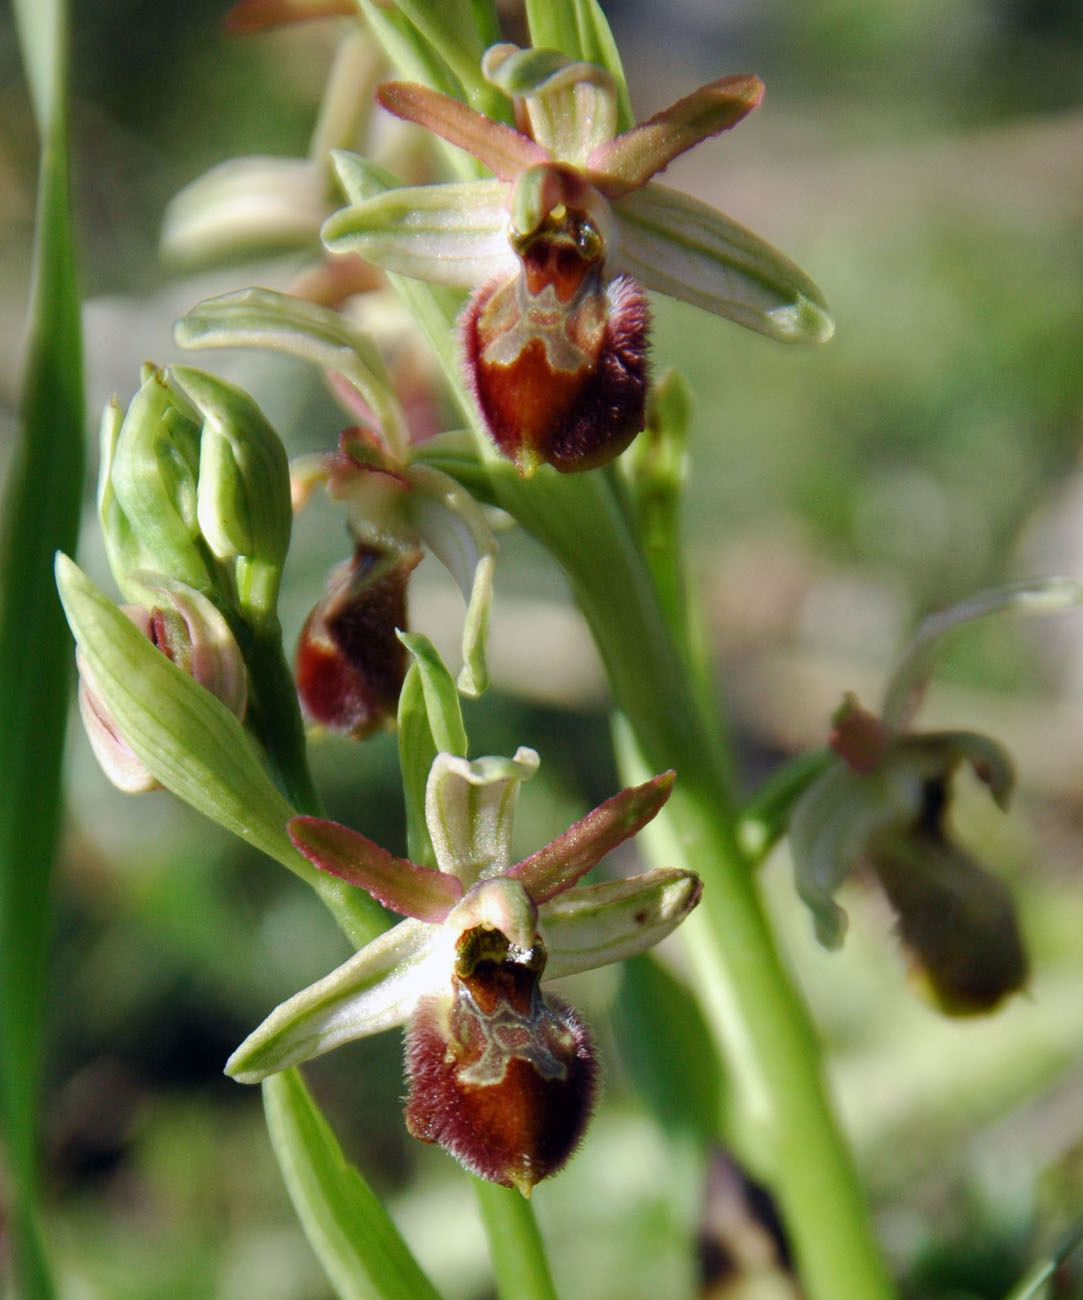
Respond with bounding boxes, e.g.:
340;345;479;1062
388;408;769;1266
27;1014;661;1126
590;75;763;197
5;2;83;1294
227;918;446;1081
612;182;834;343
290;815;462;921
322;180;516;288
541;868;702;979
263;1068;445;1300
510;771;675;903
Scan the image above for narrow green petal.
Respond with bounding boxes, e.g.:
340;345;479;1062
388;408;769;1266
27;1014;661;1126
510;771;674;904
263;1069;444;1300
226;919;447;1081
322;179;515;287
402;463;497;697
289;814;463;921
376;81;547;180
425;748;539;886
174;287;411;463
589;75;763;196
612;183;834;343
541;867;702;979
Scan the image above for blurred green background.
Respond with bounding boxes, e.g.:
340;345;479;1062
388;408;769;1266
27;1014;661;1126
2;1;1083;1296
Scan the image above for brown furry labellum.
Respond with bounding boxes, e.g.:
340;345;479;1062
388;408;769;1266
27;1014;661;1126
295;542;420;738
463;245;650;476
404;924;597;1195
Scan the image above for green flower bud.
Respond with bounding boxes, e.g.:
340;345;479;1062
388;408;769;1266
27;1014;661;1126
100;365;292;634
77;576;247;792
169;365;292;630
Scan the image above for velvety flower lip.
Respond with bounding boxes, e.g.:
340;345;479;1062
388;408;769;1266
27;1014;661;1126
322;44;834;346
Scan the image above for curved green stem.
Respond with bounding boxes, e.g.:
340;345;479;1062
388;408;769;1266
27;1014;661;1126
473;1180;559;1300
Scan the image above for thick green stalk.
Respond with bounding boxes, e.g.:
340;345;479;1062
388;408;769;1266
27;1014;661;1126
473;1180;558;1300
485;463;895;1300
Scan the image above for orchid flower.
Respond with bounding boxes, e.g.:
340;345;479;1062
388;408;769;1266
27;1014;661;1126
789;693;1028;1016
323;43;833;474
226;748;701;1193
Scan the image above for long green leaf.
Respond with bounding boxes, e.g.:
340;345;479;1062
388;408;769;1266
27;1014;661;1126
263;1069;445;1300
1;2;82;1295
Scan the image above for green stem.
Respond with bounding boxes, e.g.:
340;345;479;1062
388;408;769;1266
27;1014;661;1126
494;465;895;1300
242;621;324;817
374;205;894;1300
473;1180;559;1300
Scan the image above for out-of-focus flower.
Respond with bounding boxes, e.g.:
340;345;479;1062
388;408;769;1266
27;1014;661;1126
226;749;701;1193
788;693;1028;1015
324;43;832;474
77;576;247;792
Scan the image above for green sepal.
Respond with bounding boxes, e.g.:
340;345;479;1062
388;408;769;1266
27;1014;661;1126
263;1069;445;1300
56;555;383;947
168;365;292;631
106;365;212;601
481;43;618;163
160;155;329;269
736;748;834;866
227;917;448;1082
541;867;703;979
612;182;834;344
57;554;295;868
321;177;514;288
174;287;411;463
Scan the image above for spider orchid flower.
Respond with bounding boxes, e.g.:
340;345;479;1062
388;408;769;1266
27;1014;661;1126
226;750;702;1193
323;43;833;475
789;693;1028;1016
